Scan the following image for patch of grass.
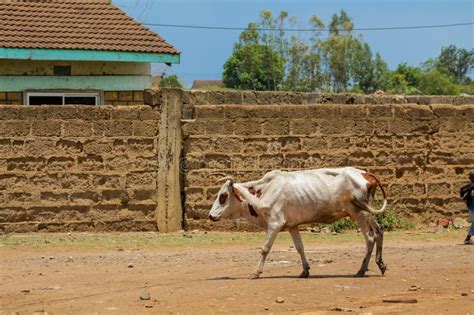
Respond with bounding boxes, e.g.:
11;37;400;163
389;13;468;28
321;218;358;233
375;209;415;231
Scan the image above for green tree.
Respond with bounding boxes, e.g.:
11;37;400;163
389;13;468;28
373;53;392;91
159;75;183;88
387;63;423;94
223;44;284;90
436;45;473;84
418;70;461;95
352;41;374;92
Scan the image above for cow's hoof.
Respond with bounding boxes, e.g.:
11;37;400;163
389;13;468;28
249;273;260;280
299;270;310;278
355;270;366;277
379;263;387;275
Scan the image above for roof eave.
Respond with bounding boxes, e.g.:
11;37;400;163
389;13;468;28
0;47;180;64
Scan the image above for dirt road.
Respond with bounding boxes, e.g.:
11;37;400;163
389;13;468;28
0;231;473;314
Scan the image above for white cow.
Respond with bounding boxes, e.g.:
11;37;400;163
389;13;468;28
208;167;388;279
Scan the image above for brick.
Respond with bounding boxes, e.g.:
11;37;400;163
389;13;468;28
134;121;158;137
104;91;119;101
0;120;30;136
105;120;133;137
205;119;234;135
119;91;134;101
77;107;111;120
234;119;262;136
195;106;225;119
45;106;78;119
0;92;6;101
6;92;22;101
111;107;140;120
31;120;62;136
63;120;93;137
262;119;289;135
182;121;205;137
139;107;161;120
70;191;99;204
133;91;144;102
41;192;69;202
290;119;318;135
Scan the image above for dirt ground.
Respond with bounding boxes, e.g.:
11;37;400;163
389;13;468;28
0;230;473;314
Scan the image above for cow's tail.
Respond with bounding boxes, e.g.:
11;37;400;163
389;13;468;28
353;173;388;215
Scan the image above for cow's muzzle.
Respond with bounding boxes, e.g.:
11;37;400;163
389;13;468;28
208;214;219;222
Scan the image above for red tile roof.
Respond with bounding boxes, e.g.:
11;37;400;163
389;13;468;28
0;0;179;54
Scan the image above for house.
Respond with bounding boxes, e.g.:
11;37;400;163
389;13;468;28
0;0;180;105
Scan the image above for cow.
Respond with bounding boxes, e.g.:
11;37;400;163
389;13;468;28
208;167;388;279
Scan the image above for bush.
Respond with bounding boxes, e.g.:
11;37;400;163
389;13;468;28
159;75;183;88
418;70;461;95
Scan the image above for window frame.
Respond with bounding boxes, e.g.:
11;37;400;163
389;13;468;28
26;92;100;106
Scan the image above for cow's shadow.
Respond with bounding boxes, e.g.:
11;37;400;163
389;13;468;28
208;274;383;281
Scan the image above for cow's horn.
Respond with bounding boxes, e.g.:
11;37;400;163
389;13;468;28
216;176;234;186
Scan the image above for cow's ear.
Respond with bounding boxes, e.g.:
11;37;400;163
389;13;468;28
233;187;243;202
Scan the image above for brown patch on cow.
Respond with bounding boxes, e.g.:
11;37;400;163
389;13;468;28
219;192;228;205
248;204;258;217
362;172;377;199
248;187;263;199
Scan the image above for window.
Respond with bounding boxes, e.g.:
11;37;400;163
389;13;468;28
27;93;99;105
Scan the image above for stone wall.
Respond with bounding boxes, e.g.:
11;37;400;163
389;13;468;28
180;91;474;229
0;89;473;233
0;105;160;233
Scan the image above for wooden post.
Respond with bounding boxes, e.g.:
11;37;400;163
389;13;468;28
156;89;183;232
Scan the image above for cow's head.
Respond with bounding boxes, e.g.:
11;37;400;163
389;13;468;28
208;176;243;221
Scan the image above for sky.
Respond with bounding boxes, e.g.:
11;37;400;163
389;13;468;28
114;0;474;88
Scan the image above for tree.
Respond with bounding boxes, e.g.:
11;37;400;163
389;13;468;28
423;45;473;84
436;45;473;84
352;42;374;92
159;75;183;88
418;70;461;95
223;44;284;90
373;53;392;91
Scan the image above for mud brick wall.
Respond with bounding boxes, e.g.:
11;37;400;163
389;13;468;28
104;91;145;105
0;105;160;233
180;91;474;229
0;92;23;105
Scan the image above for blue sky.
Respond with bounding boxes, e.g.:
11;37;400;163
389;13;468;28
114;0;473;87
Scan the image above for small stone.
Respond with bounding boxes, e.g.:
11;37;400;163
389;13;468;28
140;291;151;300
461;292;468;297
331;307;353;312
409;285;419;291
128;262;134;268
145;304;153;308
49;256;55;260
21;289;30;293
66;257;74;263
117;248;124;252
275;297;284;303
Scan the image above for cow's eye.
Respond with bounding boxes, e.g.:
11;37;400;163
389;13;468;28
219;193;228;205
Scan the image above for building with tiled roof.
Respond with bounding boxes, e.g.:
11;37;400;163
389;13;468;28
0;0;180;105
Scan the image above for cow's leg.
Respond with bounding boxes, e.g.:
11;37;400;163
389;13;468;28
289;227;310;278
251;224;281;279
371;218;387;275
355;211;375;277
